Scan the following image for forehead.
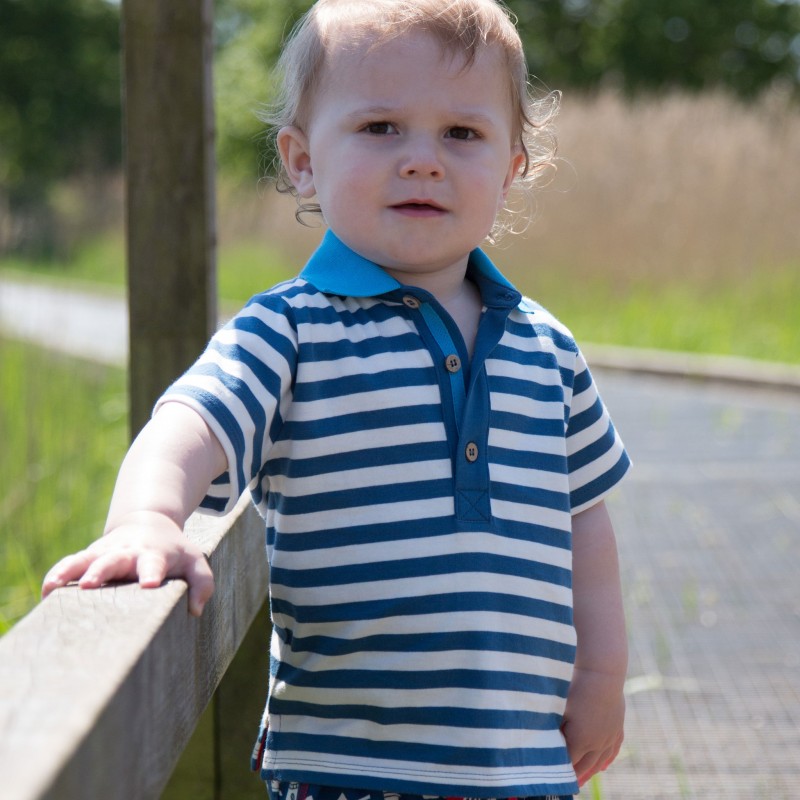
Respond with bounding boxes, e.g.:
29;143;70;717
316;29;514;108
326;21;505;69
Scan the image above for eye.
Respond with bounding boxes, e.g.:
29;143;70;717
362;121;397;135
446;126;479;141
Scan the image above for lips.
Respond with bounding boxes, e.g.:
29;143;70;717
390;199;447;216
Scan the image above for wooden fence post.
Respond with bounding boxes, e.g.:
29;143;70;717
123;0;217;439
121;5;274;796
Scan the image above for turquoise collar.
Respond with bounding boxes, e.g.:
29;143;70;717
299;230;521;308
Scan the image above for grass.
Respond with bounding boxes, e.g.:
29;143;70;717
217;239;296;302
221;237;800;363
589;775;604;799
0;338;128;632
0;233;126;289
2;229;798;365
0;234;295;304
513;263;800;364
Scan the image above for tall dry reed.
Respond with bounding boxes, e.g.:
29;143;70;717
498;88;800;288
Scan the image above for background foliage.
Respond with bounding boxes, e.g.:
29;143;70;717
508;0;800;96
0;0;120;251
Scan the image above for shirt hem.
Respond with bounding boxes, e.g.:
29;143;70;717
262;761;579;799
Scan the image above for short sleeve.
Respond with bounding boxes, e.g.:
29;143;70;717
154;292;299;516
565;350;631;514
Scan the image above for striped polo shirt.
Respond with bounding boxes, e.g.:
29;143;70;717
158;230;630;798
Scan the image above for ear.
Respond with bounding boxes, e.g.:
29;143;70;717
501;146;527;200
277;125;316;198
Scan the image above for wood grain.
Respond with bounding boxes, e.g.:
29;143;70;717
123;0;218;438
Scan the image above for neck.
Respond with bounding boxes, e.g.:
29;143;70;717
383;255;470;304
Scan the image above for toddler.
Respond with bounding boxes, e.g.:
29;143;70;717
44;1;631;797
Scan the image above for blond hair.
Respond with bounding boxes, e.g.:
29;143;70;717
263;0;559;236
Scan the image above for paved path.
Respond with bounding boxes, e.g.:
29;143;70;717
600;373;800;798
2;275;799;798
0;277;127;365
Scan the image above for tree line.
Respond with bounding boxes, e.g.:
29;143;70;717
1;0;798;252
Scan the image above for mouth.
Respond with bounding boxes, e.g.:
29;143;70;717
390;200;447;216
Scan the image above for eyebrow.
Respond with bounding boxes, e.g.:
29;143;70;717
346;105;501;128
346;106;398;120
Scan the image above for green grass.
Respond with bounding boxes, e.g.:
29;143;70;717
217;240;296;303
0;233;126;289
222;245;800;365
3;233;796;364
0;338;128;632
0;239;294;633
589;774;604;799
0;234;294;303
513;264;800;365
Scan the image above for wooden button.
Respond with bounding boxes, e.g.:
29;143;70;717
465;442;479;462
445;354;461;373
402;295;421;309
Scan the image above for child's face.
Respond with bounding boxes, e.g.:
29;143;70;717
279;30;525;285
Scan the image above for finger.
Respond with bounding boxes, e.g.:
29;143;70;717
605;745;621;769
599;735;624;772
184;554;215;617
574;750;603;786
576;742;619;785
77;550;139;589
42;551;95;596
136;550;170;588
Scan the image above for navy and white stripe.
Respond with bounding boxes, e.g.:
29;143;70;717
158;231;630;798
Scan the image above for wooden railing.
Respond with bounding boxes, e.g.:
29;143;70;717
0;497;268;800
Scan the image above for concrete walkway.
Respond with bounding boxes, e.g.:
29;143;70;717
600;373;800;798
0;276;128;365
2;275;799;798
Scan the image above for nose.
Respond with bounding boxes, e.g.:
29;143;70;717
398;135;444;180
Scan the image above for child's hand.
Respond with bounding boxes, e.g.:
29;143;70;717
41;512;215;617
561;665;625;787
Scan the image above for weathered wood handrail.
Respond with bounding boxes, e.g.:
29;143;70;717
0;497;267;800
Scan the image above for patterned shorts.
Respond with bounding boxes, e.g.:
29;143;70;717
266;781;573;800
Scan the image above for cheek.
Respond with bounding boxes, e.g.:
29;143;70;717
316;168;372;226
342;155;382;188
320;159;370;199
327;168;383;224
474;165;514;215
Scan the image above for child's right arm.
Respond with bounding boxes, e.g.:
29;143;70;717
41;402;227;617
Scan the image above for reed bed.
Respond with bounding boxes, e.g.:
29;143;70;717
503;87;800;286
